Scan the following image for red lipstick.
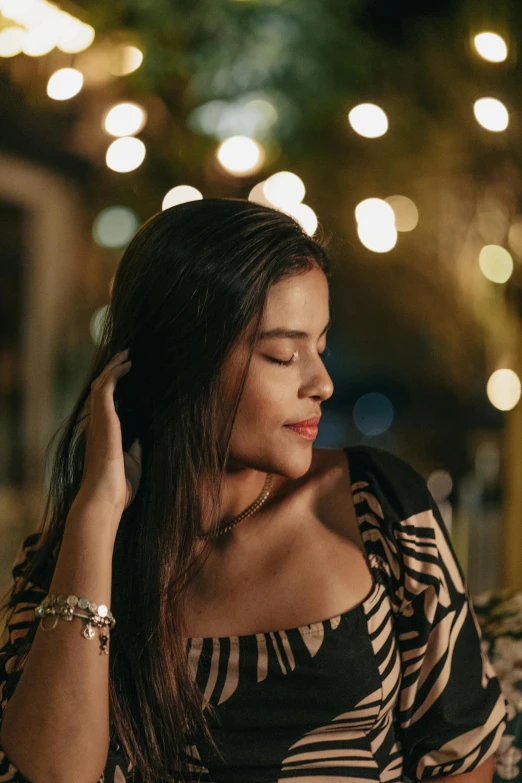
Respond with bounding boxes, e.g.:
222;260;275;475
284;416;321;441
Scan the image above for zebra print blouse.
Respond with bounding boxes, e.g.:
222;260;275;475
0;445;509;782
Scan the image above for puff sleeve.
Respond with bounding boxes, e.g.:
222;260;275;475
0;533;46;782
386;457;509;781
0;533;134;783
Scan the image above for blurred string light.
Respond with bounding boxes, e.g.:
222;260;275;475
108;44;144;76
216;135;264;175
248;171;317;236
478;245;513;283
0;1;95;56
47;68;83;100
262;171;305;209
348;103;388;138
507;218;522;258
355;198;398;252
92;206;139;248
0;26;25;57
487;368;521;411
90;305;109;346
106;137;146;172
104;103;147;137
162;186;203;210
473;32;508;63
473;97;509;131
353;392;394;436
384;195;419;232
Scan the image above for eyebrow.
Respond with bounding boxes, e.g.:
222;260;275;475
258;317;332;341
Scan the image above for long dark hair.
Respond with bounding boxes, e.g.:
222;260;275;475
0;198;331;782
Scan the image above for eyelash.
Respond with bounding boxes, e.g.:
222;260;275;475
267;346;330;366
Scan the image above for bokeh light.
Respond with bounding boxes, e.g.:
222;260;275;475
90;305;109;346
348;103;388;138
248;181;272;206
507;219;522;258
104;103;147;137
92;206;139;248
108;44;144;76
216;135;264;175
385;195;419;232
283;202;318;236
162;186;203;210
478;245;513;284
57;21;94;54
487;369;521;411
473;98;509;131
473;32;508;63
355;198;398;252
0;26;25;57
353;392;394;436
106;137;146;172
22;24;59;56
46;68;83;100
263;171;305;209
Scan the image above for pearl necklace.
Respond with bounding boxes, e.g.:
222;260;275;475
197;473;274;539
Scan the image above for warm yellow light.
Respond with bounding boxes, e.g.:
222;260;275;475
106;137;146;172
109;44;144;76
355;198;395;227
0;26;25;57
357;222;398;253
508;219;522;258
0;0;39;26
348;103;388;138
46;68;83;100
57;20;95;54
487;369;521;411
473;97;509;131
248;182;272;206
104;103;147;137
262;171;305;209
22;24;59;56
216;136;264;175
474;32;508;63
162;186;203;210
384;195;419;232
283;203;318;236
478;245;513;283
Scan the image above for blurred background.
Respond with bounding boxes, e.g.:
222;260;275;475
2;1;522;774
0;0;522;603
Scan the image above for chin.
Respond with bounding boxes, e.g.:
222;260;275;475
268;445;314;480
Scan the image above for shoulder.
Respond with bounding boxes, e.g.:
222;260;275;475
311;444;432;515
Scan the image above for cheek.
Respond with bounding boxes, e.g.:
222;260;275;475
236;367;291;426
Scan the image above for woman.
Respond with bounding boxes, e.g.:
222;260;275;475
0;198;508;783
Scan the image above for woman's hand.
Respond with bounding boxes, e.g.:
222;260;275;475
75;348;142;529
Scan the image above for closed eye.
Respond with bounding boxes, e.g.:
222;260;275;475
266;346;330;367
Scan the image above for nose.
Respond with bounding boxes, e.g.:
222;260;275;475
302;359;334;403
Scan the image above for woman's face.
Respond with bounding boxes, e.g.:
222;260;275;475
223;264;334;479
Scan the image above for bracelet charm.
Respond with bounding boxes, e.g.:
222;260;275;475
34;593;115;655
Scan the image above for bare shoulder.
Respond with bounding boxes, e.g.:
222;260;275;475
305;447;358;537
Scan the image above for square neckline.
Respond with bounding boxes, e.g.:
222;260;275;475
184;446;379;642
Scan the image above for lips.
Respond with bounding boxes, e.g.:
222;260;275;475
285;416;321;427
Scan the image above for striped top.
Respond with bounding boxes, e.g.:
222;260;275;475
0;445;509;782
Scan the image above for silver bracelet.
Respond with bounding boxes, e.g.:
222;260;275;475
34;594;116;655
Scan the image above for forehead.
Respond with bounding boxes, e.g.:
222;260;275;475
261;266;329;322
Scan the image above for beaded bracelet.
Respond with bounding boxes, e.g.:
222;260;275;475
34;594;116;655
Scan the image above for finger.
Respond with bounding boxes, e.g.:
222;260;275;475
92;349;131;389
93;359;131;396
